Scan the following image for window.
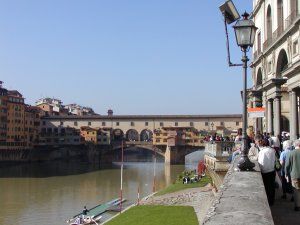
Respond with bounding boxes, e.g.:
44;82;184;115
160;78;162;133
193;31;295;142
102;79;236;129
190;122;194;127
88;121;91;126
42;121;46;126
74;121;78;126
102;122;106;126
257;32;261;53
293;40;298;55
236;122;240;126
160;122;164;127
116;122;120;126
205;122;209;126
220;122;224;126
175;122;178;126
267;61;272;73
145;122;149;126
156;139;161;143
131;122;134;126
266;5;272;42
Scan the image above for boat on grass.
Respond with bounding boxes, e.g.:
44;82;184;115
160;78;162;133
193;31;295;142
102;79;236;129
67;198;126;225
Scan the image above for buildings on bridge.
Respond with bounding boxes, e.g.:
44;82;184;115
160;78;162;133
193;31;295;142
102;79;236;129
153;127;201;146
250;0;300;139
40;114;242;145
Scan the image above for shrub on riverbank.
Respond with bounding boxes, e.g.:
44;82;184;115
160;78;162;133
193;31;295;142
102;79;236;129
105;205;198;225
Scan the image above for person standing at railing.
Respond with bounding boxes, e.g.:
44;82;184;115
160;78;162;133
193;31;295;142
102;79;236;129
248;134;261;161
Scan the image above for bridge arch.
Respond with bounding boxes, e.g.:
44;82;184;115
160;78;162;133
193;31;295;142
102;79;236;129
140;129;153;142
112;129;124;141
126;129;139;141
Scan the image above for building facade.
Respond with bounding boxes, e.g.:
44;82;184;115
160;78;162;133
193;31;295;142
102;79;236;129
6;91;26;149
41;114;242;143
251;0;300;139
0;82;8;149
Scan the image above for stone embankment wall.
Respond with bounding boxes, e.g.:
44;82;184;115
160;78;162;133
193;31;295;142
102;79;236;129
203;158;274;225
0;144;113;163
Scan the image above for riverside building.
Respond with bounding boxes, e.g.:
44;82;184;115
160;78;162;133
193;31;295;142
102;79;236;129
250;0;300;139
0;82;8;149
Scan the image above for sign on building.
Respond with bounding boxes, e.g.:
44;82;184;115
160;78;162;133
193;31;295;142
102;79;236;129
248;107;265;118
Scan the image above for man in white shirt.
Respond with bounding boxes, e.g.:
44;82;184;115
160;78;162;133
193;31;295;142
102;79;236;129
258;136;276;206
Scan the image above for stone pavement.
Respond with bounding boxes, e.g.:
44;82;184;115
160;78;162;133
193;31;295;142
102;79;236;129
141;185;214;224
271;176;300;225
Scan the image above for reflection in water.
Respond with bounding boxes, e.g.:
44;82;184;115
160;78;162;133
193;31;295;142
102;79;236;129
0;160;184;225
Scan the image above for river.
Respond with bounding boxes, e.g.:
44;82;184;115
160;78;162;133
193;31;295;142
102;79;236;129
0;159;185;225
0;148;205;225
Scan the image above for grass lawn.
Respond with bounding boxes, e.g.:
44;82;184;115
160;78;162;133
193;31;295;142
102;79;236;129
156;175;212;196
105;205;198;225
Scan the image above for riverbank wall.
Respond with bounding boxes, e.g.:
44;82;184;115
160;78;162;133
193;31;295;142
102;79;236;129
202;158;274;225
0;144;113;164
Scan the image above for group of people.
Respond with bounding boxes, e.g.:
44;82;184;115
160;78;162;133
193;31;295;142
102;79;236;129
202;134;232;142
233;130;300;211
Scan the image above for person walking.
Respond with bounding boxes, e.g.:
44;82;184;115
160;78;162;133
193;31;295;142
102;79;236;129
248;134;261;161
285;139;300;211
258;137;276;206
279;140;294;200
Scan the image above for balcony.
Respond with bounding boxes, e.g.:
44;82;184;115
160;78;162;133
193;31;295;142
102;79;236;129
272;25;283;40
263;37;273;50
262;10;299;52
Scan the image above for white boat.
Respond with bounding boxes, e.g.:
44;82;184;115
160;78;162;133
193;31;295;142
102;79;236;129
68;215;102;225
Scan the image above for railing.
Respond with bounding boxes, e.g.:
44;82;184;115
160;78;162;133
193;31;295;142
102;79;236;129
272;25;284;40
263;10;299;51
253;51;258;61
263;37;273;50
204;141;234;158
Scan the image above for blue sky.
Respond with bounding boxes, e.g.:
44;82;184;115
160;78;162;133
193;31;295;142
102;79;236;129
0;0;252;115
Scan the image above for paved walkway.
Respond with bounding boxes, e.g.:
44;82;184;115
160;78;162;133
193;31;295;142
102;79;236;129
141;184;214;224
271;176;300;225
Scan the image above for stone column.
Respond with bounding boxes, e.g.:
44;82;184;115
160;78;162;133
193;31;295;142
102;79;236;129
289;90;298;140
273;96;282;137
267;99;274;134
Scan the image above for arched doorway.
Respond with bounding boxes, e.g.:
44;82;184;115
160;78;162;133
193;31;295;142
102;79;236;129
281;116;290;133
140;129;153;142
276;49;288;76
126;129;139;141
112;129;124;141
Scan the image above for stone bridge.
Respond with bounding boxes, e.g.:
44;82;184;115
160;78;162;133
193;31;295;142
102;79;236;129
111;141;205;164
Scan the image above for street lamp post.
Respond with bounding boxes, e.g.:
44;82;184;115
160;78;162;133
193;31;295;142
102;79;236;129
233;12;257;171
220;1;257;171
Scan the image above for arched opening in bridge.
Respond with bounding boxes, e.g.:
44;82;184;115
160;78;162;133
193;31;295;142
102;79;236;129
113;146;164;162
276;49;288;77
140;129;153;142
112;129;124;141
126;129;139;141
